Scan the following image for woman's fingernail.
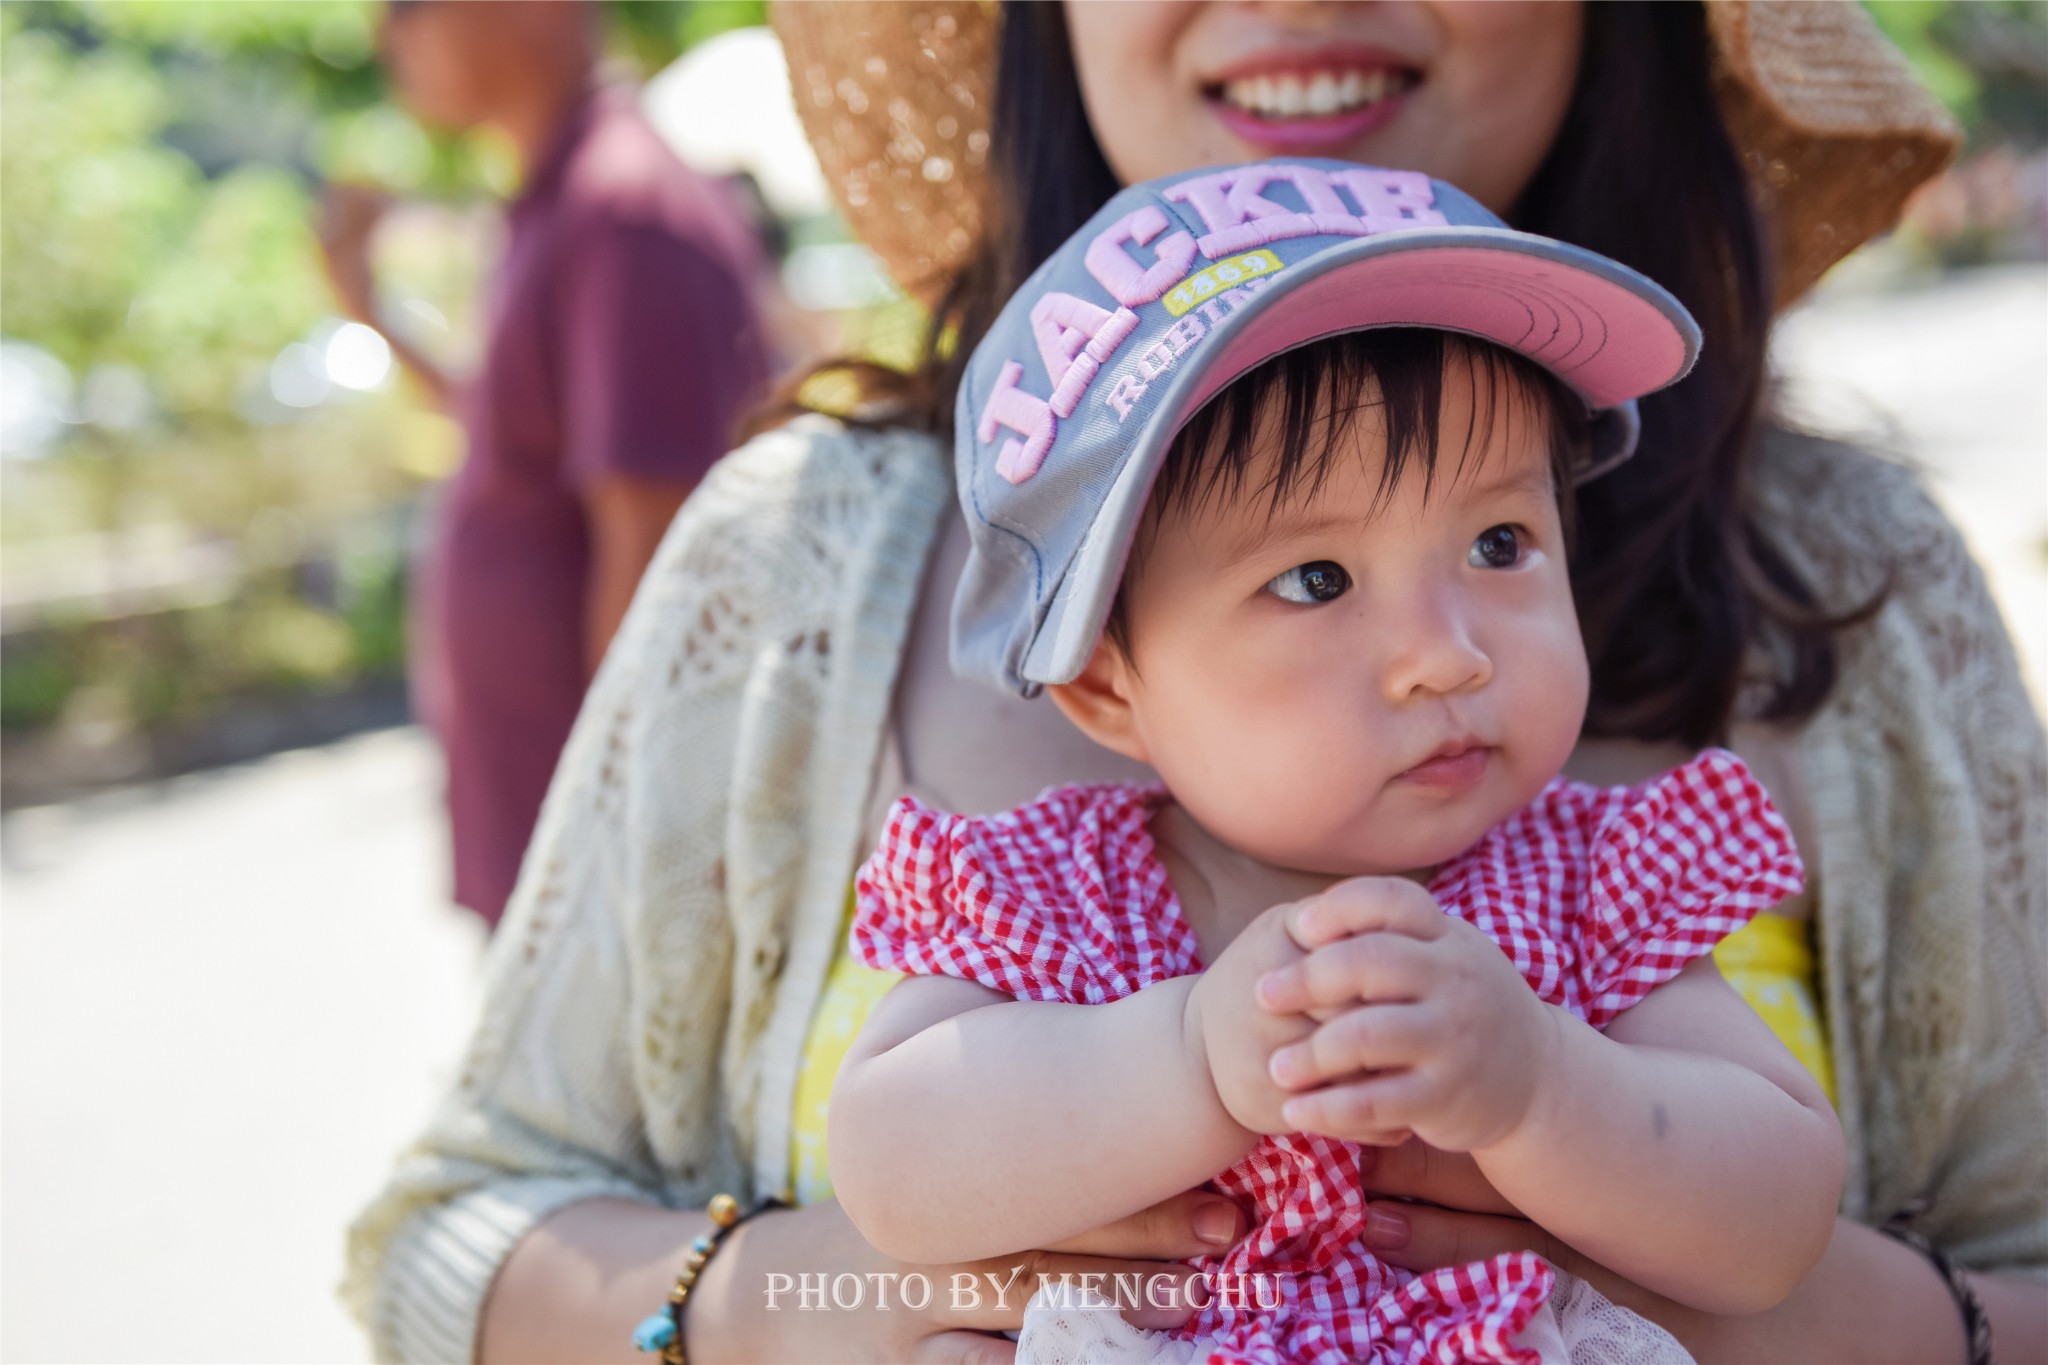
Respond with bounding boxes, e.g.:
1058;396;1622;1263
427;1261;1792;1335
1364;1207;1410;1249
1192;1201;1238;1246
1131;1274;1197;1328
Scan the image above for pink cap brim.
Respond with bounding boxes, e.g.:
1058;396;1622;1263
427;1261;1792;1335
1172;246;1693;428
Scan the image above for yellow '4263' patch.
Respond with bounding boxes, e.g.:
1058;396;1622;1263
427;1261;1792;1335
1163;249;1283;318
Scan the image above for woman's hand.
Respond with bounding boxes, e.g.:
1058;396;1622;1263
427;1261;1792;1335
1256;878;1555;1151
1354;1139;1694;1335
688;1191;1245;1364
1351;1138;1585;1276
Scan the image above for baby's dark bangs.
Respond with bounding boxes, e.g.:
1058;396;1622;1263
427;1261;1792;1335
1149;329;1595;528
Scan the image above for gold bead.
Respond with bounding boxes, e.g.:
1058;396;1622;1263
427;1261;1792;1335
707;1193;741;1227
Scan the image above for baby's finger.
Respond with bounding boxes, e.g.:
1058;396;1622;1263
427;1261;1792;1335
1281;1067;1436;1139
1269;1003;1436;1089
1285;877;1447;950
1257;932;1431;1014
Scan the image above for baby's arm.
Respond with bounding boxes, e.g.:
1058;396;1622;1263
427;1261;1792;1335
1260;880;1843;1316
830;913;1302;1265
1467;958;1842;1314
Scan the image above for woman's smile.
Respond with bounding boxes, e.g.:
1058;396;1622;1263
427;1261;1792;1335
1066;1;1585;212
1202;43;1421;152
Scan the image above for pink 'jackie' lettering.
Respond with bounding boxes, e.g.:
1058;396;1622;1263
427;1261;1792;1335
1083;205;1199;307
979;360;1057;485
1030;294;1141;420
1164;164;1445;258
980;167;1444;480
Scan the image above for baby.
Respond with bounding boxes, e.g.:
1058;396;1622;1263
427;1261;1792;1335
829;160;1844;1364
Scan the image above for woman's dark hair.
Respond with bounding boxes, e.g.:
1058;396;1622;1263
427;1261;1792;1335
890;0;1122;435
1511;3;1881;745
808;0;1876;748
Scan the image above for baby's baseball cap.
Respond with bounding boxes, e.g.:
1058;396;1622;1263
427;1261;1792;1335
952;157;1702;698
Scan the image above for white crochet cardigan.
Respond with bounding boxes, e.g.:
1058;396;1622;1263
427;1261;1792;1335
343;415;2047;1363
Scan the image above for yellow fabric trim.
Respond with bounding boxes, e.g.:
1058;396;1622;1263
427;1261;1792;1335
1714;911;1837;1107
790;900;1836;1202
790;889;902;1205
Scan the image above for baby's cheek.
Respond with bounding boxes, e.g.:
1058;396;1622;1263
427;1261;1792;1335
1244;745;1394;869
1500;623;1589;777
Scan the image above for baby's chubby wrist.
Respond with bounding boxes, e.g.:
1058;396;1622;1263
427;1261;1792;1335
1177;974;1260;1139
1181;946;1309;1138
1467;1001;1574;1159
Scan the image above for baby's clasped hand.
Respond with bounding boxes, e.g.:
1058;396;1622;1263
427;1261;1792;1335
1253;877;1560;1153
1183;900;1319;1136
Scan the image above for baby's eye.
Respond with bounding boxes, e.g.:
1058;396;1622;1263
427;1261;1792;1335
1265;561;1351;604
1468;525;1525;569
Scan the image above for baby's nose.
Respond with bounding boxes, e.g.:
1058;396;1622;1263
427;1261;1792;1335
1378;599;1492;702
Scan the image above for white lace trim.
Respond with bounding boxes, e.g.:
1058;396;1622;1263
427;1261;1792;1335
1012;1270;1693;1365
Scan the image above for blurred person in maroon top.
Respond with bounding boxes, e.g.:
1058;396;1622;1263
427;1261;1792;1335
321;0;773;926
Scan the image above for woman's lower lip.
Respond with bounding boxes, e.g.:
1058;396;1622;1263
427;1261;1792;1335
1398;747;1491;790
1207;88;1411;152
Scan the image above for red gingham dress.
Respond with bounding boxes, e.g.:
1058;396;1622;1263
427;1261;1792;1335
852;749;1803;1365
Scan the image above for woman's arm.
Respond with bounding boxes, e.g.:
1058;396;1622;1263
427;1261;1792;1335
480;1199;718;1365
339;456;765;1358
1752;438;2048;1278
345;425;868;1362
477;1193;1234;1365
829;974;1260;1265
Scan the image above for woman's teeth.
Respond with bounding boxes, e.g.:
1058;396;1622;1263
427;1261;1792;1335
1219;69;1408;119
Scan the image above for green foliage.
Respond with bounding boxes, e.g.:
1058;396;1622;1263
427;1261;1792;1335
0;16;389;430
0;7;415;745
0;0;772;751
1866;0;2048;148
0;555;410;733
606;0;769;72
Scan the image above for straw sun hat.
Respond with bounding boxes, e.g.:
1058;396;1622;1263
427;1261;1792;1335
770;1;1958;309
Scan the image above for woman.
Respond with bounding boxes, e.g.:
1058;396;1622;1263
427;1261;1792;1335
344;3;2046;1361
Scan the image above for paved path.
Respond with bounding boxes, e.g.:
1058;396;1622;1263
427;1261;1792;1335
1774;263;2047;701
0;266;2041;1363
2;729;483;1363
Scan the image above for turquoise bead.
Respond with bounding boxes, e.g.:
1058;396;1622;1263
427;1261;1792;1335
633;1311;676;1354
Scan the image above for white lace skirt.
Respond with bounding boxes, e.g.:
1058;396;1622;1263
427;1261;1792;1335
1012;1268;1694;1365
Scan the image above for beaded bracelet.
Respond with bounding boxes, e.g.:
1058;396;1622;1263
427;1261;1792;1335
1878;1203;1994;1365
632;1194;789;1365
